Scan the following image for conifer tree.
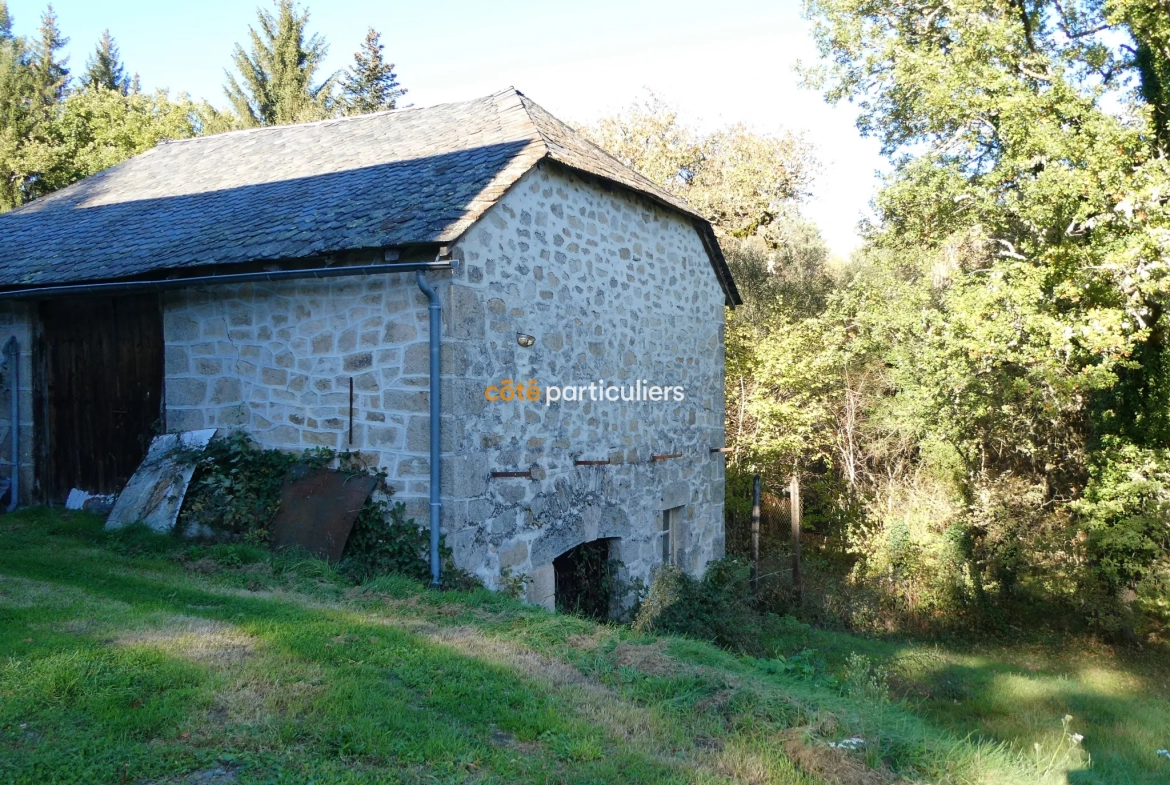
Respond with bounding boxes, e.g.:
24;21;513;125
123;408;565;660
0;2;12;41
30;5;67;103
0;3;203;211
340;28;405;115
82;29;129;94
224;0;335;126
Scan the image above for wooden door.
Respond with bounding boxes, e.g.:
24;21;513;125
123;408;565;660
37;294;164;501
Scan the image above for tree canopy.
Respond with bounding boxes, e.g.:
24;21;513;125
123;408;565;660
0;4;216;211
584;94;818;247
741;0;1170;633
341;27;405;115
82;29;129;94
224;0;335;126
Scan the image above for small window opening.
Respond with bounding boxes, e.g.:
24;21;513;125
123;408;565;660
661;506;684;565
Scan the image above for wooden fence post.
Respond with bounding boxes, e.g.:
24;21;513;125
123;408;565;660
750;474;761;595
790;473;802;605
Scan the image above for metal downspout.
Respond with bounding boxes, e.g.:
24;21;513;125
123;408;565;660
415;271;442;586
4;337;17;512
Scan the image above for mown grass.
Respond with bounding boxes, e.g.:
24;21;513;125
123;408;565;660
754;616;1170;784
0;509;1165;784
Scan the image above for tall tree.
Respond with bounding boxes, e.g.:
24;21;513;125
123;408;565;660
340;28;404;115
585;95;816;246
0;3;42;209
29;4;67;103
82;29;129;94
224;0;335;126
0;4;214;210
0;2;12;41
796;0;1170;623
0;34;25;209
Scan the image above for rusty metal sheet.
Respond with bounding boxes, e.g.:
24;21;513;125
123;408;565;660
269;469;376;562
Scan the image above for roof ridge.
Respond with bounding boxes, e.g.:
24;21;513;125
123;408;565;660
509;88;553;158
492;87;550;162
161;88;525;147
515;92;702;219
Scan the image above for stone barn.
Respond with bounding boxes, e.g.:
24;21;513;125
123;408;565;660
0;88;740;609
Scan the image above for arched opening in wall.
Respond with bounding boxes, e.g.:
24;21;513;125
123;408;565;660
554;538;619;621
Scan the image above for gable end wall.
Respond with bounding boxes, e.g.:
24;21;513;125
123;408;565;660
441;162;727;605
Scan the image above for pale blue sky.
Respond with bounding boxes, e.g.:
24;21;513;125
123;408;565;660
8;0;884;257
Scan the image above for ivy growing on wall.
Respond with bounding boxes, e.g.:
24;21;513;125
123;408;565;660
176;432;472;586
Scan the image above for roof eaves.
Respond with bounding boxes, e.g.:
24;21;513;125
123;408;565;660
510;92;739;306
693;220;743;307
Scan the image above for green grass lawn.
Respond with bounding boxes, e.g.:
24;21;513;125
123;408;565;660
0;509;1166;784
759;615;1170;785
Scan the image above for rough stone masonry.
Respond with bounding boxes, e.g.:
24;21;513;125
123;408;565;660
4;160;727;607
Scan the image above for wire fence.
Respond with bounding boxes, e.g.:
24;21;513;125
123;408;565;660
725;487;801;560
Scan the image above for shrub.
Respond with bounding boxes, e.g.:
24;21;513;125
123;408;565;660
176;432;475;587
177;431;332;541
1074;437;1170;590
633;558;782;655
1135;562;1170;642
768;467;1110;637
339;495;470;587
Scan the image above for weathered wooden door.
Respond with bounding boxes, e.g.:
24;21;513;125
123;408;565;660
37;294;164;501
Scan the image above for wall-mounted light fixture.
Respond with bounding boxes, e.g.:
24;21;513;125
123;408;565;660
517;333;535;348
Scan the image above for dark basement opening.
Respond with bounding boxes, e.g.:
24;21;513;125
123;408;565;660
554;538;618;620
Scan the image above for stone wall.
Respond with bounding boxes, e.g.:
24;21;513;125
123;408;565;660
441;161;728;605
160;162;729;604
16;159;728;608
162;273;439;519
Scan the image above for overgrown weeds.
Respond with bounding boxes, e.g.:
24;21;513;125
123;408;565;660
175;432;475;587
176;431;333;542
724;462;1170;645
634;559;788;656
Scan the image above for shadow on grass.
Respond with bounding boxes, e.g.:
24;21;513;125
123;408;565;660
0;518;700;784
841;645;1167;785
921;659;1167;784
7;512;1169;784
723;555;1170;784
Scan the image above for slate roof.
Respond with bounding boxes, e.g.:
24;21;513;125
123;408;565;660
0;88;740;304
